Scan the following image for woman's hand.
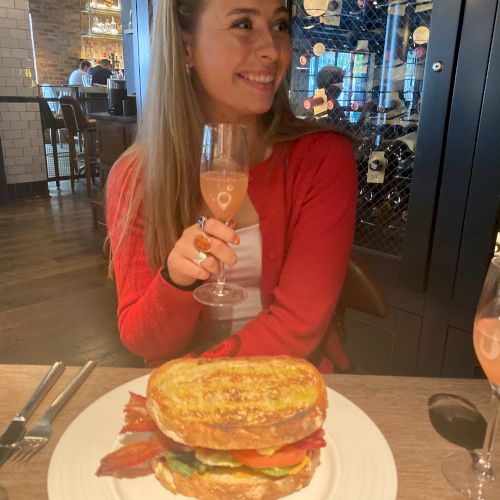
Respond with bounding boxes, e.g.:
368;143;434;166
166;218;239;287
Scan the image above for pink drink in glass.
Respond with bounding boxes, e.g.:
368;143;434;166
474;317;500;386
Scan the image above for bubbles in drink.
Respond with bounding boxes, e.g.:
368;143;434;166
216;192;232;211
200;171;248;221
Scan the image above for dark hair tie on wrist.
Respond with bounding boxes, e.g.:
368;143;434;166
161;265;203;291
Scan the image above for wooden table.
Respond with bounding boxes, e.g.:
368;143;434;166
0;365;498;499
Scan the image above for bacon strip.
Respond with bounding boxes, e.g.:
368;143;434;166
96;438;166;476
293;429;327;450
120;392;158;433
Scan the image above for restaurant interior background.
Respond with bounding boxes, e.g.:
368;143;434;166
0;0;499;378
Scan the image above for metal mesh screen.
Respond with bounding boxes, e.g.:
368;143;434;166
289;0;433;257
43;130;87;181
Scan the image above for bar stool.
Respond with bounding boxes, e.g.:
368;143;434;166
59;96;98;195
39;98;65;188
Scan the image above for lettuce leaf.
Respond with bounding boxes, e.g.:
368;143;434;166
165;451;209;478
165;451;296;479
256;465;295;477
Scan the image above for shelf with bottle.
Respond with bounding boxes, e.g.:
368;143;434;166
82;7;122;16
81;39;123;66
83;33;122;40
83;0;122;14
84;13;122;36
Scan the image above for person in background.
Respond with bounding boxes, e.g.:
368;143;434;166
87;58;113;85
106;0;357;372
316;65;376;135
68;60;91;86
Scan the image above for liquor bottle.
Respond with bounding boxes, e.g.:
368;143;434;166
385;140;414;180
92;15;99;33
357;0;377;10
385;183;411;221
382;140;415;225
356;140;387;225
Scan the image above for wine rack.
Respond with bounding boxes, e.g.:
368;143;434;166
289;0;432;258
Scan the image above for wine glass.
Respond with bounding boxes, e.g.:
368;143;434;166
193;123;249;307
442;255;500;498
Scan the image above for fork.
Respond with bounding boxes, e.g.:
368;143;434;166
11;360;97;462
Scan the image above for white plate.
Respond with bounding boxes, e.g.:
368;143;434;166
48;376;397;500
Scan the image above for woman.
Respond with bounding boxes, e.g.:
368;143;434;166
106;0;357;371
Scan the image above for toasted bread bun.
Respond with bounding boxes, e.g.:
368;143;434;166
151;450;320;500
146;356;327;450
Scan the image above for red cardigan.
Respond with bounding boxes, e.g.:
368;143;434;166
106;132;357;370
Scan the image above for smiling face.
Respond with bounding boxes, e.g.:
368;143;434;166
184;0;291;124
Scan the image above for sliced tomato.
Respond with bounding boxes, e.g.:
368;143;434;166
230;445;307;469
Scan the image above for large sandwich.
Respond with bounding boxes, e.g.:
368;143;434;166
97;356;328;500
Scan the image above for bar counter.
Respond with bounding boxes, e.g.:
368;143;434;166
90;111;138;124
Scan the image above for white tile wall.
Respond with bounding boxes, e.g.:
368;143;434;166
0;0;46;185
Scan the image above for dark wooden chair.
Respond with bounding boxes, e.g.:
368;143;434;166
339;250;388;319
39;98;66;188
59;96;98;195
319;250;388;372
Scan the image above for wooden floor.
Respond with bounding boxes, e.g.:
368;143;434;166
0;180;144;368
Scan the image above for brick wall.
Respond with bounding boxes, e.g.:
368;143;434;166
29;0;81;85
0;0;46;186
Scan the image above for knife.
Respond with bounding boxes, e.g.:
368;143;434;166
0;361;65;467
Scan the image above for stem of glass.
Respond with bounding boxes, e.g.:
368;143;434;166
215;260;226;295
213;218;231;295
475;385;500;476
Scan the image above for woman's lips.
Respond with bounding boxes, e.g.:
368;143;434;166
237;72;275;91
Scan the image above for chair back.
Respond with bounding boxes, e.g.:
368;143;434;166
59;96;89;134
39;98;58;130
40;84;60;114
58;86;78;98
339;250;388;317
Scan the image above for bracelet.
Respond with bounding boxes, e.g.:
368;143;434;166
161;265;203;291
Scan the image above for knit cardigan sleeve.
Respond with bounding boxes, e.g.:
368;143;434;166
204;132;357;360
106;157;202;363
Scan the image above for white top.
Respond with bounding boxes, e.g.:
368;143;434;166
209;224;263;335
68;69;85;86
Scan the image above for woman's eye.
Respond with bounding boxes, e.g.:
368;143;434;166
233;19;252;30
273;20;289;32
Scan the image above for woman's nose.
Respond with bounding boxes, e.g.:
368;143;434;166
255;31;281;62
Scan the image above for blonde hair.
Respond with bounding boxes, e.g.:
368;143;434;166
108;0;342;274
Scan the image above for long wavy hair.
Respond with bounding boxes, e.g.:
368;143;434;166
108;0;342;273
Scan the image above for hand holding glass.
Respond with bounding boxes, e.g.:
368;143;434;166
193;124;249;307
442;255;500;498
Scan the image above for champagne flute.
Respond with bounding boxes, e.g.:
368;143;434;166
193;123;249;307
442;255;500;498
